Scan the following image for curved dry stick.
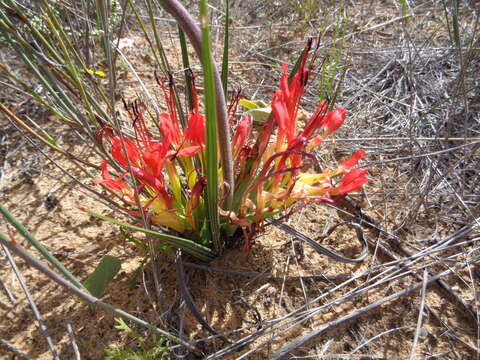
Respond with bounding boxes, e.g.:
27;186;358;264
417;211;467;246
267;219;369;263
175;251;233;344
158;0;234;203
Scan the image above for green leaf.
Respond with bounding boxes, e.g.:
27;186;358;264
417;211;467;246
249;107;272;124
84;255;121;298
239;99;268;110
114;317;133;334
239;99;271;124
85;209;216;261
120;228;148;254
221;0;230;98
199;0;221;253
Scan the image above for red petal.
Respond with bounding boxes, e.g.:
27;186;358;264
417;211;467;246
323;108;346;135
93;161;128;191
189;177;206;210
185;112;205;145
339;150;366;170
111;137;140;168
130;166;172;208
280;63;290;97
142;143;167;178
271;91;289;134
340;168;369;186
337;175;369;194
175;145;201;157
233;114;252;154
302;102;328;138
159;113;181;146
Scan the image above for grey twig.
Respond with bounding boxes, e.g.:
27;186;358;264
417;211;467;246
65;321;80;360
0;276;16;304
0;338;33;360
1;244;59;360
409;269;428;360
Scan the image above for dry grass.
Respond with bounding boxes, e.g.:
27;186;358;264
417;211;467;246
1;0;479;359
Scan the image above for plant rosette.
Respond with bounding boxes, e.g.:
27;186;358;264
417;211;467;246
93;43;369;258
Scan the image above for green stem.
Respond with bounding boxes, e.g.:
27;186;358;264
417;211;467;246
221;0;230;98
199;0;221;252
178;27;194;111
0;203;86;291
157;0;234;208
0;232;196;352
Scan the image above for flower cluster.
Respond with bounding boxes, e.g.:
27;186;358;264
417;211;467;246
94;78;207;237
94;43;369;251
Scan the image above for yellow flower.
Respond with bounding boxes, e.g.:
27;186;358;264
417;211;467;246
84;68;106;77
150;198;185;233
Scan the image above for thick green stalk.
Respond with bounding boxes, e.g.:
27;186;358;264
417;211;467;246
157;0;234;208
199;0;221;252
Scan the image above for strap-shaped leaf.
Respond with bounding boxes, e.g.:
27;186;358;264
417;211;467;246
84;256;121;298
85;209;215;262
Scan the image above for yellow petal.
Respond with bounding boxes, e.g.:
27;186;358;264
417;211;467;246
296;173;327;185
151;212;185;233
294;182;329;196
150;197;167;212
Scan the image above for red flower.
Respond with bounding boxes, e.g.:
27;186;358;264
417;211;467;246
322;108;346;136
111;137;140;168
339;149;366;170
93;160;129;192
232;114;252;157
336;168;369;194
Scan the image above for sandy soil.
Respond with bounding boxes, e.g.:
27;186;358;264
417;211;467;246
1;1;479;359
0;126;477;359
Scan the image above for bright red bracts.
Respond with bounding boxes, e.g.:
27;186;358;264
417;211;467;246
94;42;369;252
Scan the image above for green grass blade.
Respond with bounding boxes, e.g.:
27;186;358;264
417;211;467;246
199;0;221;253
221;0;230;98
319;3;348;105
451;0;461;49
0;203;87;291
85;210;216;262
178;27;194;111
